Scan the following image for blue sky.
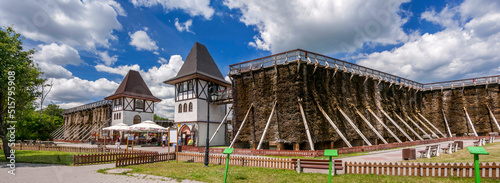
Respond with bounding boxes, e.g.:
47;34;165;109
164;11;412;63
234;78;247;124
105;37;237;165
1;0;499;118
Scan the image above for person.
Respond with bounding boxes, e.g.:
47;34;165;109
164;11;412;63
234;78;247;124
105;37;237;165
162;135;167;148
115;138;121;149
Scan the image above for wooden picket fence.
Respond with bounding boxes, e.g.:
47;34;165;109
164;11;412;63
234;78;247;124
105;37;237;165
13;144;153;153
177;152;296;170
73;152;159;166
346;162;500;179
115;152;175;167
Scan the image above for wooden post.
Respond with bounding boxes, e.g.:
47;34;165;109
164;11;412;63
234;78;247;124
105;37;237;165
380;108;413;141
209;107;233;144
353;107;388;144
412;114;438;138
293;142;300;151
463;107;478;136
298;99;315;150
406;115;431;138
487;105;500;132
315;101;352;147
277;142;285;151
418;113;446;138
230;103;254;148
336;105;372;146
125;138;129;153
257;101;277;149
393;112;423;141
367;108;402;143
442;109;453;137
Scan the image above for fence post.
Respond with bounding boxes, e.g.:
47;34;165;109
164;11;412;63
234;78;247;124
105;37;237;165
152;154;154;164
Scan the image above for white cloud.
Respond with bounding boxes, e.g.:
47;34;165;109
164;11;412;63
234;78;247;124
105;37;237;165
0;0;125;49
174;18;194;33
356;0;500;82
33;43;82;66
98;51;119;66
37;62;73;79
46;77;119;106
130;0;214;19
95;55;185;117
129;28;159;51
224;0;410;54
153;51;160;55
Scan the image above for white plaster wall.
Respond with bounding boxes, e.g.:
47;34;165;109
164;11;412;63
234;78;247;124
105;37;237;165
122;111;153;126
197;99;226;122
196;122;226;147
111;111;123;126
175;99;198;122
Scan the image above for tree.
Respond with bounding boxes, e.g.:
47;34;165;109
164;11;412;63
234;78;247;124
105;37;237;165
0;26;44;160
154;114;168;121
38;78;53;122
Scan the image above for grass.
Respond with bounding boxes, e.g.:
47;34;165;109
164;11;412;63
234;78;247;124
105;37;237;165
108;161;500;183
408;142;500;163
0;149;87;165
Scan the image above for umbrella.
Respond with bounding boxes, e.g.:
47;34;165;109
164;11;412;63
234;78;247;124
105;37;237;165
103;123;130;131
128;120;168;132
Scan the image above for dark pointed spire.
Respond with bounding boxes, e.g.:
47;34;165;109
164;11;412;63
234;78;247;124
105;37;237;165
164;42;230;86
105;70;161;102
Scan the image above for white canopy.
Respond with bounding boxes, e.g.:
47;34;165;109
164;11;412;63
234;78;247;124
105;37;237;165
102;123;129;131
128;120;168;132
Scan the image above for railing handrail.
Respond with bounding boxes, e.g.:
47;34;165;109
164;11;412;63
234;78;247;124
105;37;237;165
62;99;112;114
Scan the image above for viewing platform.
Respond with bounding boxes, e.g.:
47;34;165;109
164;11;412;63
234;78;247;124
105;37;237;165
62;100;112;115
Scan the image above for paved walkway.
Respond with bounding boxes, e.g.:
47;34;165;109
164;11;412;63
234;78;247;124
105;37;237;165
0;163;202;183
55;142;175;153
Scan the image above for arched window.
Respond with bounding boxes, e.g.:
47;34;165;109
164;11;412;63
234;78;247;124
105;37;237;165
133;115;141;124
178;104;182;113
183;103;187;112
189;102;193;112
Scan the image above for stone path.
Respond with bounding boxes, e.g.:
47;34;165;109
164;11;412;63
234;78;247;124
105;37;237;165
0;163;202;183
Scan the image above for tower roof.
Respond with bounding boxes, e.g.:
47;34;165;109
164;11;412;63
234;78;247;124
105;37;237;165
105;70;161;102
164;42;230;87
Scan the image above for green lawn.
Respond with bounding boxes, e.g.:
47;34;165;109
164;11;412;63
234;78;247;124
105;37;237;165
0;150;87;165
110;161;500;183
408;142;500;163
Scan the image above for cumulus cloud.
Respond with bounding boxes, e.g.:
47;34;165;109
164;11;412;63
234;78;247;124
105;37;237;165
174;18;194;33
0;0;125;49
130;0;214;19
129;28;159;51
95;55;185;117
98;51;119;66
356;0;500;82
33;43;82;66
46;77;119;108
37;62;73;79
224;0;410;54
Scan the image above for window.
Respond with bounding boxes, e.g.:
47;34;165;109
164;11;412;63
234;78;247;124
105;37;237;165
115;98;122;105
119;113;121;119
133;115;141;124
183;103;187;112
178;104;182;113
135;99;144;109
189;102;193;112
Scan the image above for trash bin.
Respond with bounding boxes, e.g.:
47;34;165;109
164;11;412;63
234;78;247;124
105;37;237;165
90;139;95;145
402;148;416;160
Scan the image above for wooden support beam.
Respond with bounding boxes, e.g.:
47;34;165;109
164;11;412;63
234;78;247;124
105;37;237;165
442;109;453;137
316;101;352;147
487;105;500;132
418;113;446;138
209;106;233;144
393;112;423;141
230;103;254;148
353;107;387;144
336;106;372;146
380;108;413;141
257;101;277;150
367;108;402;143
298;99;315;150
463;107;478;137
406;115;431;138
412;114;438;138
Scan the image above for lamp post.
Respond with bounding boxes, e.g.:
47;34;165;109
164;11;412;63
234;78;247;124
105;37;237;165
205;85;216;167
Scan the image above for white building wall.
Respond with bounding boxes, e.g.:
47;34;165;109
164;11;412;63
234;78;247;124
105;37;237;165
175;99;198;122
122;111;153;126
196;122;226;147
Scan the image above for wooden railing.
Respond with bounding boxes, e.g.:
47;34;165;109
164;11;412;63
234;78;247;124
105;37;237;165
346;162;500;179
73;152;159;166
177;152;296;170
13;144;154;154
62;99;112;114
423;75;500;91
229;49;424;90
115;152;175;167
182;136;496;157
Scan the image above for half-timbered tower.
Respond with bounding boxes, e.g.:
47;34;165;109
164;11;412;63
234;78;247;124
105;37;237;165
105;70;161;126
165;42;231;147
